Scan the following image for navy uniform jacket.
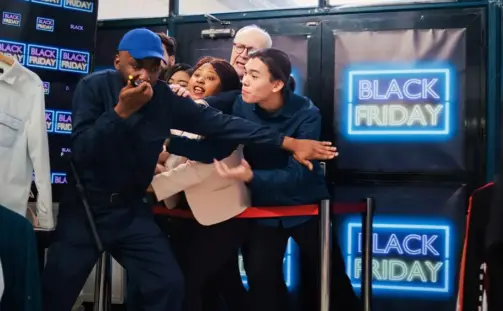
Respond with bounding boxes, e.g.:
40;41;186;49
169;91;330;228
71;70;286;195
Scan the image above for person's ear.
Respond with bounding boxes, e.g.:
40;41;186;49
114;54;120;70
169;55;175;67
272;80;285;93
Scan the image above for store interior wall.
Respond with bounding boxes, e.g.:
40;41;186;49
96;0;318;20
97;0;170;20
92;2;497;310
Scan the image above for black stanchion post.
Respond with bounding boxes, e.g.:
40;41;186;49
319;162;331;311
67;157;110;311
94;253;107;311
105;253;112;310
361;197;374;311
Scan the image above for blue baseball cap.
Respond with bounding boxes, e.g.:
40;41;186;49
118;28;166;64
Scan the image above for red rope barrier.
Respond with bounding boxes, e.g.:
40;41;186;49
152;202;367;218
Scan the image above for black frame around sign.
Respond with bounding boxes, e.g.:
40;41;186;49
319;8;486;188
173;8;485;188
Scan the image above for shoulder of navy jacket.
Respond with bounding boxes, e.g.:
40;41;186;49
236;95;254;110
81;69;114;84
293;94;320;115
278;92;307;117
155;80;168;88
204;91;239;113
236;94;245;104
214;90;239;102
225;89;241;97
305;97;320;113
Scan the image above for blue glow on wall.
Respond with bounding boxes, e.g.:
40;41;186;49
46;110;72;134
45;109;54;132
239;238;299;291
51;172;67;184
54;110;72;134
341;217;454;297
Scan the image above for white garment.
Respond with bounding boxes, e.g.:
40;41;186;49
158;136;188;209
152;130;249;226
0;259;3;302
0;58;53;229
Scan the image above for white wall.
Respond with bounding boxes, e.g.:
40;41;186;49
98;0;170;21
179;0;317;15
97;0;317;20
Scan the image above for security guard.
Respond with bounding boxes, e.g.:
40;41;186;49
41;28;336;311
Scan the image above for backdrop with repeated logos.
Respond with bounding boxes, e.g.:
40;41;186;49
0;0;98;201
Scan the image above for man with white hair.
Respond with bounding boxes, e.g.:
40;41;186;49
230;25;273;78
169;25;271;96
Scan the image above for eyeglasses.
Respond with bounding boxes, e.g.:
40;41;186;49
233;43;258;56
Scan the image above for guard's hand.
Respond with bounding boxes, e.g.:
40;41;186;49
155;164;166;175
158;151;170;165
213;159;254;182
282;137;338;170
115;81;153;118
169;84;191;98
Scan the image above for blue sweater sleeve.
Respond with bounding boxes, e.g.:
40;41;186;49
167;136;236;163
166;91;240;163
166;88;284;147
204;90;241;113
247;110;323;193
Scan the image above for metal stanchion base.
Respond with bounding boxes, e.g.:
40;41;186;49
93;252;112;311
320;162;331;311
361;198;374;311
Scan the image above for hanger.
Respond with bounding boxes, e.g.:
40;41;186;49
0;52;14;74
0;52;14;66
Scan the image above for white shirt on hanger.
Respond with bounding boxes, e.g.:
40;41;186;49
0;259;3;302
0;261;5;301
0;58;53;229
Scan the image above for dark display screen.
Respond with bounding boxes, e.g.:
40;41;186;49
334;184;466;310
333;29;467;173
187;35;308;96
0;0;98;201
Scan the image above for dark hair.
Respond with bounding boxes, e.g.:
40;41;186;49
249;48;292;91
193;56;241;92
164;63;192;82
288;75;296;92
157;33;176;56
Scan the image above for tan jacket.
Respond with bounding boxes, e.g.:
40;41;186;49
151;130;250;226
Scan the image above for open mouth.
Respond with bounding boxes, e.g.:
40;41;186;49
192;85;206;95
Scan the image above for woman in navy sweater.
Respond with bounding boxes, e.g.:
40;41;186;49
211;49;360;311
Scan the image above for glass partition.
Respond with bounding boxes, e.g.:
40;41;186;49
179;0;317;15
98;0;170;21
328;0;455;7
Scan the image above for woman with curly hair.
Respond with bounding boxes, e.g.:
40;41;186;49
152;56;249;311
